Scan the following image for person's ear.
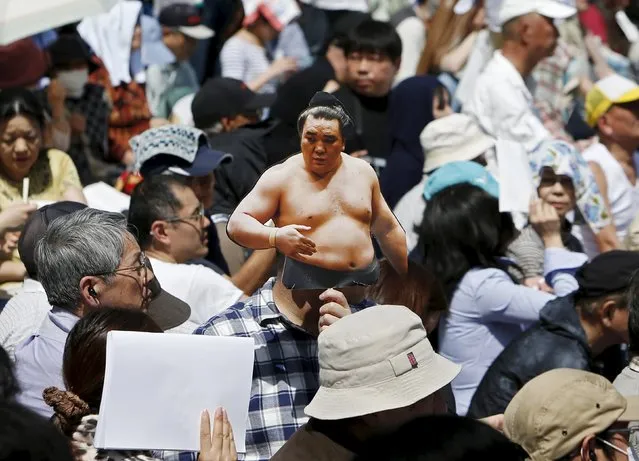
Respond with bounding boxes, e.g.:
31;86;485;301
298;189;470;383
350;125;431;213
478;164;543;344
392;58;402;75
578;435;596;460
220;117;233;132
79;276;102;308
600;298;619;328
597;115;614;138
150;220;171;244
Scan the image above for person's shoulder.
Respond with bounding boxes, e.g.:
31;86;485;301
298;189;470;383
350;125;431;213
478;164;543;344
44;149;75;167
194;294;263;337
264;155;301;178
343;154;376;175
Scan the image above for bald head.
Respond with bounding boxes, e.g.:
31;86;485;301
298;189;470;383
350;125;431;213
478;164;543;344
500;13;559;75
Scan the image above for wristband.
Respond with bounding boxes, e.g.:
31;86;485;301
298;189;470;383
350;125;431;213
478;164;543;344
269;228;278;248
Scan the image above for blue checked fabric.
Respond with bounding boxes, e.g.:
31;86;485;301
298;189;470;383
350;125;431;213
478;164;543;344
163;278;372;461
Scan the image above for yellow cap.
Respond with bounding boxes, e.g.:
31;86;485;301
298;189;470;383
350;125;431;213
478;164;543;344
585;74;639;127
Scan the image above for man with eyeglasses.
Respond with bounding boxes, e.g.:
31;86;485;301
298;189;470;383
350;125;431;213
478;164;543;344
505;368;639;461
128;175;246;331
133;124;275;297
14;207;190;418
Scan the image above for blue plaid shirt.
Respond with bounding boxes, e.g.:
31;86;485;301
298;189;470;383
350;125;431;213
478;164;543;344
164;278;372;461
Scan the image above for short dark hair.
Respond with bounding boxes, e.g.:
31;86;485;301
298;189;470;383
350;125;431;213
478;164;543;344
128;175;189;248
0;402;74;461
344;19;402;62
62;308;162;412
355;414;527;461
297;105;353;137
0;87;46;129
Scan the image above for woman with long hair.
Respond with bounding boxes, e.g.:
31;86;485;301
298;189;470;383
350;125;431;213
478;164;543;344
415;181;586;415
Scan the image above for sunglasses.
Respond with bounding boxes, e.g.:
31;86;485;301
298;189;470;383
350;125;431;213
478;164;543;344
538;167;574;189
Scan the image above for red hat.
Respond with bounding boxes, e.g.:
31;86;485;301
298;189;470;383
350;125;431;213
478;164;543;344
0;39;49;90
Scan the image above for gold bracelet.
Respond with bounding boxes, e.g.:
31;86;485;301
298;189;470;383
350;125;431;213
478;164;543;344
269;228;278;248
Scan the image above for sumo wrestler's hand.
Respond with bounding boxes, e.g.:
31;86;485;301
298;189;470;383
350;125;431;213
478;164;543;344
274;225;317;259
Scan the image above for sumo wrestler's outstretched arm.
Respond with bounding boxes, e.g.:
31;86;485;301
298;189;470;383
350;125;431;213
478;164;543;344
370;170;408;275
226;166;317;258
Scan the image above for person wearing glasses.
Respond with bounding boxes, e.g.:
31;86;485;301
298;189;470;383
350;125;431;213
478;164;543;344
128;175;246;331
132;125;274;298
13;208;190;418
504;368;639;461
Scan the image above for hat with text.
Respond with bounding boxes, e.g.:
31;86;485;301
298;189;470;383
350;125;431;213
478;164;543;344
585;74;639;127
242;0;301;32
499;0;576;26
423;161;500;200
132;125;232;177
304;305;460;420
421;114;496;174
19;201;88;281
191;77;275;128
159;3;214;40
505;368;639;461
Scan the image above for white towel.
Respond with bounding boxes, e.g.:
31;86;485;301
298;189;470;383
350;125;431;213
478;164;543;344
77;1;142;87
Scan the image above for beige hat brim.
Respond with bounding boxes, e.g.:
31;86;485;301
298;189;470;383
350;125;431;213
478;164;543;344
422;134;496;174
620;395;639;421
305;353;461;420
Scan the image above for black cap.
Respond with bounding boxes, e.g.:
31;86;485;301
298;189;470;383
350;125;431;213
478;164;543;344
47;35;92;68
18;201;88;280
575;250;639;298
191;77;275;129
158;3;214;40
144;269;191;331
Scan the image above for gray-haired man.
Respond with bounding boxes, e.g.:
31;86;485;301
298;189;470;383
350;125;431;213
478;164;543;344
14;208;190;418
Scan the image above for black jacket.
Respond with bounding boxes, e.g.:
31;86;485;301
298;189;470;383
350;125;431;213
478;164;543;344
467;295;592;418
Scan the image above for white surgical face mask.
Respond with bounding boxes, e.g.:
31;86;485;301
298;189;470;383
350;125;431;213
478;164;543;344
57;69;89;99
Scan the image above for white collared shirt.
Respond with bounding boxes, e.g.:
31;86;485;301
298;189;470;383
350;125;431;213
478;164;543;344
0;279;51;361
464;51;550;155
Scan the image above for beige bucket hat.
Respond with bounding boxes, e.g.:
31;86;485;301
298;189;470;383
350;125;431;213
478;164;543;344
505;368;639;461
421;114;496;174
305;305;461;420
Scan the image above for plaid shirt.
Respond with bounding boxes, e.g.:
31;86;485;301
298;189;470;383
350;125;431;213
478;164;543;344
164;278;372;461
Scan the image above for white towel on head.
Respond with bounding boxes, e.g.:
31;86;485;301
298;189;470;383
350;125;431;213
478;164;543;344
78;1;142;86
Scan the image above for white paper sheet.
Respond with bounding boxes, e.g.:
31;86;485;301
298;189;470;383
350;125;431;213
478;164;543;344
83;182;131;213
95;332;254;452
496;140;535;214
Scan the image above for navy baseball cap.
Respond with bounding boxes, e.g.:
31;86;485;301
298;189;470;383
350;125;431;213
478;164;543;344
131;125;232;177
159;3;214;40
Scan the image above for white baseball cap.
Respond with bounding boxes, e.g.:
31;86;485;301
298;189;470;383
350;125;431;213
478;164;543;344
499;0;576;26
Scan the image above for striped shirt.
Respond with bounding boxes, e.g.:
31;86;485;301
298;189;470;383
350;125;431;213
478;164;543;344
220;37;277;94
507;225;583;280
167;278;372;461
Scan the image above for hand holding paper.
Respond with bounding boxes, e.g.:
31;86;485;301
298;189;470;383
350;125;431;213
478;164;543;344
198;408;238;461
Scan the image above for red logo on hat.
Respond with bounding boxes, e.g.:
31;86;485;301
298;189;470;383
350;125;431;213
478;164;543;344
407;352;418;369
187;15;201;25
